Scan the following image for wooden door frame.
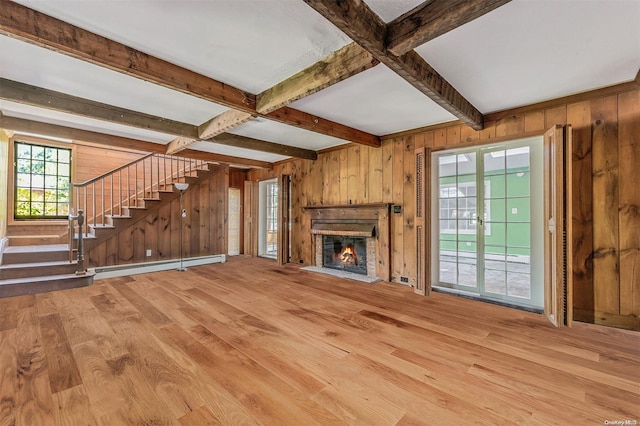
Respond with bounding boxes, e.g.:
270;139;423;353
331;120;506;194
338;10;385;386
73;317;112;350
277;174;290;265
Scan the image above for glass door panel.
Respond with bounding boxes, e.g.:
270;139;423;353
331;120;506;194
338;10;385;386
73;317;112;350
434;139;543;309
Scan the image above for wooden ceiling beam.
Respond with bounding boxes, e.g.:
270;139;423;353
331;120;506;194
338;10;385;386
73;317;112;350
0;78;198;138
303;0;484;130
2;78;317;161
0;0;379;147
256;42;379;114
0;0;254;112
266;106;380;147
198;110;255;140
386;0;512;56
0;114;273;168
209;133;318;161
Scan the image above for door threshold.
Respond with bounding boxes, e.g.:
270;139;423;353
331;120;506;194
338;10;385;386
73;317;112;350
432;286;543;314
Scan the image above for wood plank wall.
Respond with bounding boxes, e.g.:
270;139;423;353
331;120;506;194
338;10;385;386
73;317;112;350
248;88;640;330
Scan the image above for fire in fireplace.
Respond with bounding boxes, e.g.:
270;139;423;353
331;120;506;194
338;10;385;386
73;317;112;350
322;235;367;275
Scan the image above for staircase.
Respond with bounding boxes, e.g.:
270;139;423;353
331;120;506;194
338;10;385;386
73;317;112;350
0;153;214;298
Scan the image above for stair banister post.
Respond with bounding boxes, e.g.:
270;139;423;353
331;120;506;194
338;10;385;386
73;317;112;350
76;209;86;275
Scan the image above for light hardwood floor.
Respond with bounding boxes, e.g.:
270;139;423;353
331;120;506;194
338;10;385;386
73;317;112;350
1;256;638;425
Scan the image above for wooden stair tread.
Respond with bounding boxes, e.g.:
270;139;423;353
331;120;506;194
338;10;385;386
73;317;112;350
4;244;68;253
0;271;95;286
0;260;75;270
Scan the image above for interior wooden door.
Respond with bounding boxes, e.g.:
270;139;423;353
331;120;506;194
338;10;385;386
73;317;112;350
543;124;572;327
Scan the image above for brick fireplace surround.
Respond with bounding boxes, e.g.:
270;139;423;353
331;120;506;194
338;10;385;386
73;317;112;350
303;204;392;282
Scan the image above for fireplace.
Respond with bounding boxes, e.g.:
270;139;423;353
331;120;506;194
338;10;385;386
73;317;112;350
304;203;392;282
323;235;368;275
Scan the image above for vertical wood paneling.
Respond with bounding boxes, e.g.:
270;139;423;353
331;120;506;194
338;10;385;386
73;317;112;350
157;203;171;260
199;179;210;255
545;106;567;128
566;101;594;319
617;90;640;316
434;128;447;147
339;148;349;204
495;115;525;138
591;96;620;316
118;225;134;264
525;111;545;133
143;212;158;262
392;139;405;281
359;146;369;204
460;125;478;146
368;146;383;203
105;236;117;266
446;126;460;147
170;198;181;261
382;140;394;205
347;146;360;204
402;137;416;285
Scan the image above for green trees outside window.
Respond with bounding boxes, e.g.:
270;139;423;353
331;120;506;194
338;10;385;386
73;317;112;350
14;141;71;219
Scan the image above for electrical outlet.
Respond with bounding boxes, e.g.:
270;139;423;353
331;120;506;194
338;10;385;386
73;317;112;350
146;249;152;257
400;276;408;283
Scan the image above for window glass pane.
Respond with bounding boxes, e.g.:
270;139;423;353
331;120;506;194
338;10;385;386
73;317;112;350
58;203;69;216
45;175;57;189
506;146;530;170
45;162;57;175
44;203;58;215
16;143;31;159
32;146;45;160
31;160;45;175
58;150;70;163
507;272;531;298
31;175;45;188
484;151;505;175
507;198;530;222
17;173;31;187
487;174;505;198
57;190;69;202
16;159;31;173
507;223;530;247
58;163;70;177
44;189;57;203
31;202;43;216
45;148;57;162
438;155;457;177
16;201;30;216
31;190;44;202
16;188;31;202
486;199;505;222
507;171;530;197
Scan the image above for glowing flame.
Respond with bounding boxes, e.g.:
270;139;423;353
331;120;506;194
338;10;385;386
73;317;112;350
340;245;358;265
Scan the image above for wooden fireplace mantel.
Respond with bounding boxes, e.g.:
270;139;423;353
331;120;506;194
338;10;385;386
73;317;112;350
303;203;391;210
303;203;392;281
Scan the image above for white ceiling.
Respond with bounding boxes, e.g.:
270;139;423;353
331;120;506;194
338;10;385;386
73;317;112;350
1;0;639;166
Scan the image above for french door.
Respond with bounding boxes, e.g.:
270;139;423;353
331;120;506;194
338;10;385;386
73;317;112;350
432;137;544;309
